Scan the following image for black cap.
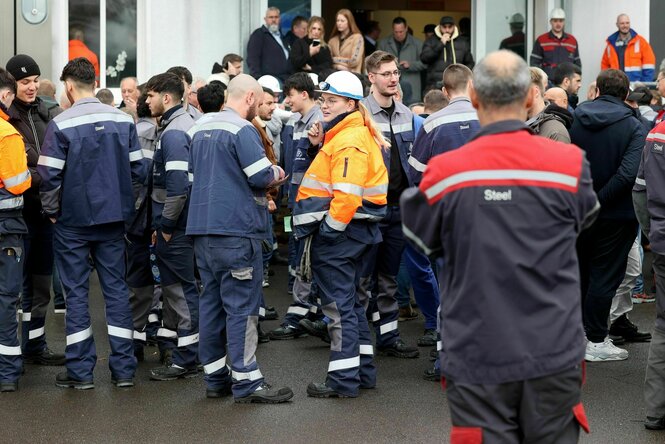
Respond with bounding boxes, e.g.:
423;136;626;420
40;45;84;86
627;86;652;104
423;24;436;34
440;16;455;26
6;54;40;81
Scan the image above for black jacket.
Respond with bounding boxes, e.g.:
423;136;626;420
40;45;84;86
7;97;61;218
570;95;647;219
420;26;474;88
246;25;293;82
289;37;333;74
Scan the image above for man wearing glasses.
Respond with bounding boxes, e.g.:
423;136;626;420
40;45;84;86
530;8;581;78
360;51;420;359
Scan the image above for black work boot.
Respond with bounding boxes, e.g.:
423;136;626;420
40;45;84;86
150;364;198;381
609;314;652;342
298;319;330;343
269;325;308;340
306;382;355;398
377;339;419;358
55;371;94;390
234;383;293;404
24;348;66;366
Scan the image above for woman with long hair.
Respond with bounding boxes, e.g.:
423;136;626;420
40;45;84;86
293;71;389;398
328;9;364;73
289;16;333;75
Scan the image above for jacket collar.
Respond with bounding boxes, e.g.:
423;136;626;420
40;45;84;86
324;111;363;143
160;104;184;127
548;30;570;41
71;97;100;107
468;119;533;142
435;25;459;40
0;105;9;122
363;93;410;117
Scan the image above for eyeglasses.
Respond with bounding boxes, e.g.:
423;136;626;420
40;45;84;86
372;70;401;79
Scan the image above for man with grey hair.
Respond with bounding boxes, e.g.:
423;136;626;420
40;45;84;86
246;7;293;82
401;50;598;441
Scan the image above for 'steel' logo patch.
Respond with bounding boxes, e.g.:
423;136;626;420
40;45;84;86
484;189;512;201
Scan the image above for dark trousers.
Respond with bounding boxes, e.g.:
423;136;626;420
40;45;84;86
125;232;154;344
446;366;586;444
54;222;136;381
577;218;638;342
645;253;665;419
21;215;54;355
0;233;24;382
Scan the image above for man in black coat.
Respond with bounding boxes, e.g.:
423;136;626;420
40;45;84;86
570;69;651;363
246;7;293;83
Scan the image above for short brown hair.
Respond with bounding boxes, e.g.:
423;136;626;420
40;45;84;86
365;50;397;74
443;64;472;94
424;89;449;113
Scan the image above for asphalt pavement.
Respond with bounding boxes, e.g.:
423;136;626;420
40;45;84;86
1;258;664;443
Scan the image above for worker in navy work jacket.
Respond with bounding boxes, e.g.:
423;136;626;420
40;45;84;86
187;74;293;404
406;63;480;382
38;58;147;389
143;72;200;382
401;50;599;443
358;51;420;359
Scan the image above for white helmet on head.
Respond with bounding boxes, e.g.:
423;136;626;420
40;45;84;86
257;75;282;93
550;8;565;20
316;71;364;100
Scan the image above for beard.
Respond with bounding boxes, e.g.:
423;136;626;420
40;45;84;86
268;24;279;33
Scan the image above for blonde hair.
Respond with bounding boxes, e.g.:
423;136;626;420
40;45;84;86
308;16;328;48
357;102;390;150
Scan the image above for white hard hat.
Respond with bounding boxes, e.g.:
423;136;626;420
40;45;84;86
307;72;319;86
550;8;565;20
317;71;363;100
257;75;282;93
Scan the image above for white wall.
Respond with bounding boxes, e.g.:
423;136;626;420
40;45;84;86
567;0;650;100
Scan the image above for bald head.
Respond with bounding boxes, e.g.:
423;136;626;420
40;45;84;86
472;50;531;110
226;74;263;120
544;87;568;108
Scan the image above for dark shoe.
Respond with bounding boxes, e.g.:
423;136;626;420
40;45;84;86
111;377;134;388
417;329;438;347
150;364;198;381
55;371;94;390
270;252;289;266
263;306;278;321
258;324;270;343
609;334;626;346
645;416;665;430
377;339;419;359
24;348;66;366
234;383;294;404
307;382;355;398
429;348;439;361
54;303;66;314
0;382;17;392
298;319;330;343
269;325;308;340
206;385;232;398
398;306;419;321
610;314;652;342
423;366;441;382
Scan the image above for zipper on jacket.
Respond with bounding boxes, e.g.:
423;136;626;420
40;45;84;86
28;108;40;154
343;157;348;177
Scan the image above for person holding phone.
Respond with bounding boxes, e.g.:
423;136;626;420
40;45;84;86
289;16;333;75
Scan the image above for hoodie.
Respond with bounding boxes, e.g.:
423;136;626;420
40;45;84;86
527;103;573;143
420;25;474;88
570;95;647;219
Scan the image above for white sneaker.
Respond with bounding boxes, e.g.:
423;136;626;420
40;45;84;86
585;337;629;362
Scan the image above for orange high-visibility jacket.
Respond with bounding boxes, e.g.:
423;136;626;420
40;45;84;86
0;107;31;207
293;111;388;238
601;30;655;82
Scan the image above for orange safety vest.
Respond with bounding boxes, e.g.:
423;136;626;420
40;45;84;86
0;107;31;204
294;111;388;236
601;31;655;82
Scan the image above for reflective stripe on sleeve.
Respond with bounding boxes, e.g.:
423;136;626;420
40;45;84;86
204;355;227;375
301;177;333;193
2;170;30;188
165;160;188;172
243;157;272;178
293;211;327;226
333;182;364;196
108;325;133;340
231;369;263;381
0;196;23;210
67;326;93;345
402;224;435;256
324;214;347;231
408;156;427;172
328;356;360;372
129;150;144;162
37;156;66;170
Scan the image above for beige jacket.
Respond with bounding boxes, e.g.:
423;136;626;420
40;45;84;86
329;33;364;73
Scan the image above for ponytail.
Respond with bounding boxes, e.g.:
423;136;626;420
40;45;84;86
357;102;390;151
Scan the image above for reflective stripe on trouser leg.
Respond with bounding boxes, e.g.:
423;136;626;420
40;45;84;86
0;233;24;382
314;234;373;397
194;236;263;396
374;272;400;347
21;274;51;354
155;231;199;368
283;238;315;326
93;228;137;380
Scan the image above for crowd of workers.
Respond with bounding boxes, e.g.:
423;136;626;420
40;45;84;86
1;5;665;442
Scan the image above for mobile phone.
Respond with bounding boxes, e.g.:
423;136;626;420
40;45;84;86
312;39;321;47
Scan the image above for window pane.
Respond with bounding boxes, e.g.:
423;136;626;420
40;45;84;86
488;1;528;60
68;0;101;75
106;0;137;87
269;0;312;36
